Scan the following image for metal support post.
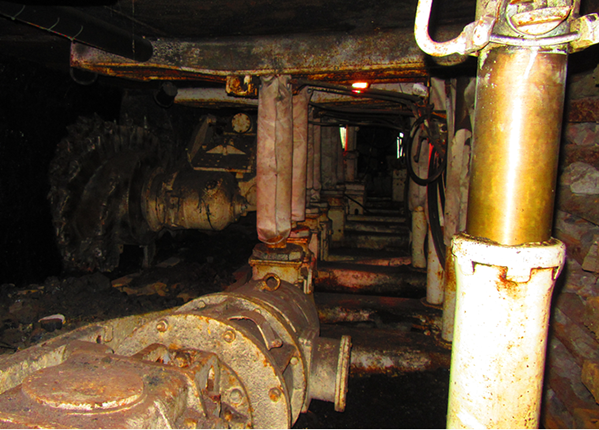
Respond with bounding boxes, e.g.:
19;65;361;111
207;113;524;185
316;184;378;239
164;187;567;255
412;206;427;269
426;227;444;306
450;43;568;430
414;0;599;426
292;88;309;222
449;39;568;430
448;235;565;428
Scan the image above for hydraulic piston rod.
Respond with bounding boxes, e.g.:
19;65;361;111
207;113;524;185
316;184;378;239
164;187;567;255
414;0;599;427
466;45;566;245
450;33;568;430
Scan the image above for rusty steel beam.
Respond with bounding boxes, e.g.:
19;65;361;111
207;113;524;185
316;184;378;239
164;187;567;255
70;25;467;82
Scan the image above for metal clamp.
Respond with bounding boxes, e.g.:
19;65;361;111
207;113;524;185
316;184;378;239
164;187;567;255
415;0;599;57
414;0;496;56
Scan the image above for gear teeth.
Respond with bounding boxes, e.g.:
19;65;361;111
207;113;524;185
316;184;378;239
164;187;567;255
48;115;170;273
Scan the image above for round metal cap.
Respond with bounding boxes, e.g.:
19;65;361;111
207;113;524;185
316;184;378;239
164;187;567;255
22;364;144;411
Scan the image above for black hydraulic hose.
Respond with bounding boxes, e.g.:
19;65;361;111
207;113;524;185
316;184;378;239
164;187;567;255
405;116;446;186
0;3;153;62
427;152;446;268
298;79;420;114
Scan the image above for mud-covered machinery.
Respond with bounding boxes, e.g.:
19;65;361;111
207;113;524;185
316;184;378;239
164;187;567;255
49;113;257;272
0;274;350;428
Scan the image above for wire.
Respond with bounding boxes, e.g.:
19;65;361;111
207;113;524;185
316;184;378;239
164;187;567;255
405;115;446;186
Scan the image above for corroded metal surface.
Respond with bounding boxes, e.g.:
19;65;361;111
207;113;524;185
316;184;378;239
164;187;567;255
314;292;441;326
0;341;247;428
321;325;450;376
143;169;248;231
316;261;426;297
69;25;469;82
0;276;351;428
448;234;565;429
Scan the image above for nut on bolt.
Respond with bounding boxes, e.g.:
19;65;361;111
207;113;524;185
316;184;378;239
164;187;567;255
156;320;168;332
223;329;236;343
229;388;243;405
261;273;281;291
269;387;282;402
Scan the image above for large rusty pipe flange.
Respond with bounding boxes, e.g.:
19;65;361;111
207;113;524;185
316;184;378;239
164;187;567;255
308;335;351;412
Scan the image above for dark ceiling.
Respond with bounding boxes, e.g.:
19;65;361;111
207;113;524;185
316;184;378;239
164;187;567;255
93;0;474;38
1;0;475;39
0;0;476;78
0;0;597;83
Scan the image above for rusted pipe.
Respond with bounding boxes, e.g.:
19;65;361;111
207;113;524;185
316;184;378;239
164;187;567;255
315;262;427;297
321;325;451;376
256;75;294;245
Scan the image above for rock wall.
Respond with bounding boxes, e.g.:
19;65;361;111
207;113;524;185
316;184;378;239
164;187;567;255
543;69;599;428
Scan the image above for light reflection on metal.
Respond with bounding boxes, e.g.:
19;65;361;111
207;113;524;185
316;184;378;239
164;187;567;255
466;46;567;245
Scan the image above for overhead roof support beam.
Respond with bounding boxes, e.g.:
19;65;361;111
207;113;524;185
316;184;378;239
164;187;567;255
70;25;466;82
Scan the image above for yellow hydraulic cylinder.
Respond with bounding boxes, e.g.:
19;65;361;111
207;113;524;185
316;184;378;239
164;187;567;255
449;44;568;429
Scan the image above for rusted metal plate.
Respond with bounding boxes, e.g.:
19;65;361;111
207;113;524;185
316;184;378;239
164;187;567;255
70;25;468;82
